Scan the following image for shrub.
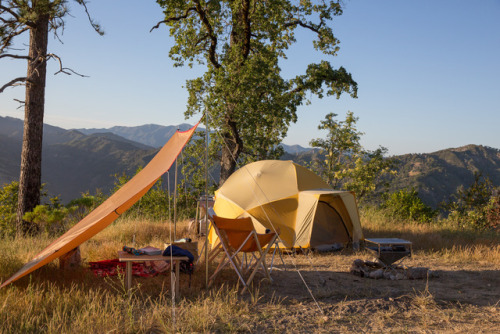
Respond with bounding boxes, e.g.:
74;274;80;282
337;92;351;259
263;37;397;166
382;188;437;223
22;205;72;235
443;172;499;229
0;181;19;237
111;169;173;220
67;190;106;220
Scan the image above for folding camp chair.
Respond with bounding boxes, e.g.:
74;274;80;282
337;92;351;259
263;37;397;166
208;215;278;294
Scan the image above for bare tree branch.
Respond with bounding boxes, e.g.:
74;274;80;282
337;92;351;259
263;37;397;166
46;53;89;77
284;19;323;33
0;54;30;60
193;0;220;68
0;4;20;21
151;3;220;68
0;16;12;24
0;77;26;93
13;99;25;108
150;7;197;32
75;0;104;35
0;26;30;53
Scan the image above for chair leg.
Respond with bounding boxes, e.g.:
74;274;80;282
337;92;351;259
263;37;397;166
210;240;248;290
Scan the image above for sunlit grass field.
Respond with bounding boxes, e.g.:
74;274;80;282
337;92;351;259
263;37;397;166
0;211;499;333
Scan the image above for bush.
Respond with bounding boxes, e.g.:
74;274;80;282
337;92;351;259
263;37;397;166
382;189;437;223
22;204;73;235
447;193;500;230
67;190;106;220
111;170;174;220
0;181;19;237
443;173;499;230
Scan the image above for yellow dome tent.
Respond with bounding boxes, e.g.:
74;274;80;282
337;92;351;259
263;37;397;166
212;160;364;249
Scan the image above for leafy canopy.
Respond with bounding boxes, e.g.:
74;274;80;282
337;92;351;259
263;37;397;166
155;0;357;182
310;111;396;200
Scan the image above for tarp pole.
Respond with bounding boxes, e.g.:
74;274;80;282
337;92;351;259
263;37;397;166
173;129;179;241
167;171;171;223
205;110;209;288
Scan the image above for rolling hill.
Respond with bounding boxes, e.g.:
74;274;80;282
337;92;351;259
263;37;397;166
0;116;159;202
75;124;197;148
387;145;500;208
2;116;499;207
75;123;309;154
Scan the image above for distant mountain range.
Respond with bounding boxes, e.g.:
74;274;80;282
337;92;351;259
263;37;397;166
75;123;310;153
1;116;499;207
75;124;198;148
0;116;159;201
387;145;500;208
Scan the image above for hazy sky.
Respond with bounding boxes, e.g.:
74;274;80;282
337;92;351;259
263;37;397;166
1;0;499;155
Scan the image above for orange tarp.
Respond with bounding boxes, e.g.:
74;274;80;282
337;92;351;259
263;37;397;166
1;123;198;288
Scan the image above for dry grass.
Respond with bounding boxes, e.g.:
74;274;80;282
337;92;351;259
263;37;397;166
361;207;500;265
0;212;499;333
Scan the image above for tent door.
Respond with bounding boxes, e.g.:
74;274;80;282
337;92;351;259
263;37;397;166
310;201;350;248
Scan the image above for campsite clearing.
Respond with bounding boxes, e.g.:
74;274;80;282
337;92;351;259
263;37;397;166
0;216;499;333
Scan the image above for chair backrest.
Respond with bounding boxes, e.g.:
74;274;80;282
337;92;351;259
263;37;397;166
213;216;254;231
212;216;276;253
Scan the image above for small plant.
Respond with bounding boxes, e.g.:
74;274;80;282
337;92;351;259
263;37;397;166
22;202;75;235
0;181;19;237
382;188;437;223
309;111;397;201
443;172;500;229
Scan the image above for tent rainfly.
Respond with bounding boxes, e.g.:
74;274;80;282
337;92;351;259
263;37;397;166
1;124;198;289
212;160;364;249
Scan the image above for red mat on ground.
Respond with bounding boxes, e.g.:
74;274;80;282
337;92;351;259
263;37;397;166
88;259;159;278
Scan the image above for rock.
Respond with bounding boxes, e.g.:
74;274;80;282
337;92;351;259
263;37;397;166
394;272;405;280
350;260;436;281
428;270;439;278
353;259;365;266
369;269;384;279
407;267;430;279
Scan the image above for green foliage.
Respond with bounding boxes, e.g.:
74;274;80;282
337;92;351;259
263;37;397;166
310;111;362;188
110;168;172;220
1;1;103;50
339;147;397;201
2;0;103;236
22;204;73;235
0;182;57;236
444;172;500;229
309;111;397;201
382;189;437;223
177;133;219;219
67;190;106;220
156;0;357;182
0;181;19;236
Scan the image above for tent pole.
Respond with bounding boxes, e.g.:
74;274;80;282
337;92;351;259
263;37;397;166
173;149;178;241
205;109;209;288
167;171;171;223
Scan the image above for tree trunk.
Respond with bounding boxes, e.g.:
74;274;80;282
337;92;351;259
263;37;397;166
16;13;49;236
219;118;242;186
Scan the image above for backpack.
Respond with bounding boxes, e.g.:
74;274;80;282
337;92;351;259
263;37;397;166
163;245;195;286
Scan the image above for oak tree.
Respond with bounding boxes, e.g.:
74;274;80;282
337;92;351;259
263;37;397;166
154;0;358;185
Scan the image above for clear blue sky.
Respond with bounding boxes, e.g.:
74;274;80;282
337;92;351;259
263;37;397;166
1;0;499;155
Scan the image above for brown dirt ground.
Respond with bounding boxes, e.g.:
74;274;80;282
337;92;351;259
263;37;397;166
202;249;500;332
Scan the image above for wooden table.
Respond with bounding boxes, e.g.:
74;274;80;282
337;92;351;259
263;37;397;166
117;251;188;298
